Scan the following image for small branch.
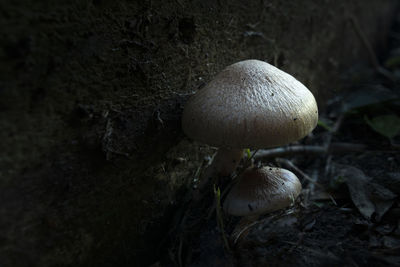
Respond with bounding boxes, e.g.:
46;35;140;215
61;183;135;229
348;16;395;81
320;113;345;185
254;142;367;160
275;158;323;188
324;155;333;181
330;112;345;134
256;145;325;159
349;16;380;70
328;142;368;152
322;112;345;149
233;219;259;244
390;139;400;149
233;209;296;245
178;235;183;267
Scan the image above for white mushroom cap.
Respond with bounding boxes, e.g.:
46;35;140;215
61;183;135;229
182;59;318;149
223;166;302;216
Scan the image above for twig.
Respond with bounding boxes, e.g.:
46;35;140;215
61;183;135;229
281;242;341;261
254;142;367;160
248;149;259;162
287;233;304;253
329;194;338;206
233;209;296;244
390;139;400;149
233;220;259;244
255;145;325;159
323;112;345;148
309;163;320;195
349;16;380;70
178;235;183;267
324;155;333;180
321;113;345;184
348;16;395;81
275;158;323;188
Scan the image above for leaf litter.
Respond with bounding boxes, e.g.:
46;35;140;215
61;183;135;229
332;163;397;221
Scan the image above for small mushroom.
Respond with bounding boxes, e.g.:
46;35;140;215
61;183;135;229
182;59;318;190
223;166;302;242
223;166;302;217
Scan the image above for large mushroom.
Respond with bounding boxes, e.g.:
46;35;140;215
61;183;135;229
182;59;318;190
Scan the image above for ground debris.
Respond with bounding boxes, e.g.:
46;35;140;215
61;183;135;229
332;163;397;221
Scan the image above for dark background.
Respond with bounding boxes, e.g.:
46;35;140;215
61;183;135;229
0;0;398;266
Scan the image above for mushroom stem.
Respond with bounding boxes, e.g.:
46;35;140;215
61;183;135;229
198;148;244;191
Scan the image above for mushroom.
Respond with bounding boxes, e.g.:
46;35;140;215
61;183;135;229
182;59;318;191
223;166;302;242
223;166;302;217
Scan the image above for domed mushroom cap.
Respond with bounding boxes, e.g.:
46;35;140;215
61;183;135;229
223;166;302;216
182;59;318;149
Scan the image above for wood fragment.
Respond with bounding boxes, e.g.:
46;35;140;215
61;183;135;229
254;142;367;160
275;158;322;187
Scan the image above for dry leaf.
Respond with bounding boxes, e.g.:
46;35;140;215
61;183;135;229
332;164;397;221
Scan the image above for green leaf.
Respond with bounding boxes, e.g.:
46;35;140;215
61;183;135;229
364;114;400;139
384;55;400;69
343;85;399;112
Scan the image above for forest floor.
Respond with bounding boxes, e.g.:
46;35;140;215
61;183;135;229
157;15;400;267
